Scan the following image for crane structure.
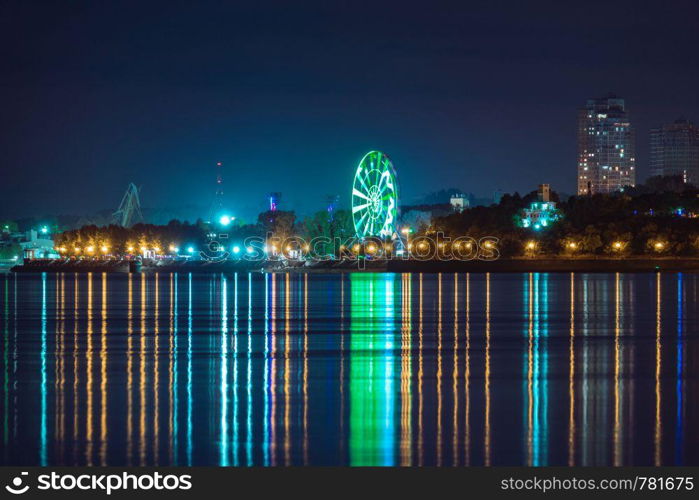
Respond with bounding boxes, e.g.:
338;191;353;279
113;183;144;227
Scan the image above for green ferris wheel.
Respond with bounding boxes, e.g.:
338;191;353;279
351;151;398;239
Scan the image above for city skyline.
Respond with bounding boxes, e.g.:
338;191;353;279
2;1;699;219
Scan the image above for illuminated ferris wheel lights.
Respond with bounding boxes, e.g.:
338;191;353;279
351;151;398;239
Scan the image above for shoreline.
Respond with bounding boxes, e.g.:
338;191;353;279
7;257;699;274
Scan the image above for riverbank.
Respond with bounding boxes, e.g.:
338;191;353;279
9;257;699;273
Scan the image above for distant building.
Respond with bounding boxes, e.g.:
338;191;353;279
650;118;699;185
449;193;469;212
518;184;561;231
577;94;636;195
520;201;561;231
19;230;57;259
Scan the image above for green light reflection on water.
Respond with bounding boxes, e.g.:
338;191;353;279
349;273;397;466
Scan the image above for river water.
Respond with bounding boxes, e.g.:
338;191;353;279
0;271;696;466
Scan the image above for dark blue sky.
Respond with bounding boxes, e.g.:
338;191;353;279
2;0;699;220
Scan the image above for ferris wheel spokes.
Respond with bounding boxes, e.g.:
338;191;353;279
351;151;398;240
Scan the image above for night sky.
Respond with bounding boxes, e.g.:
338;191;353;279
2;1;699;220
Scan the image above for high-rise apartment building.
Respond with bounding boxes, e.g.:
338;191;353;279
649;118;699;185
577;94;636;195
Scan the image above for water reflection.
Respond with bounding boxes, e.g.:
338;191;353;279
349;273;397;465
0;271;697;466
655;272;662;466
524;272;548;466
675;273;685;465
568;273;575;466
